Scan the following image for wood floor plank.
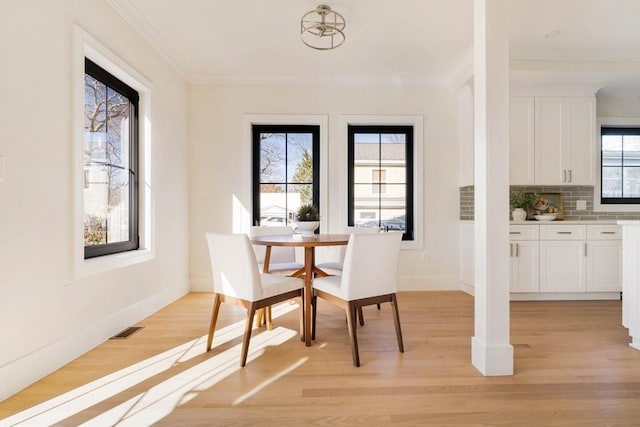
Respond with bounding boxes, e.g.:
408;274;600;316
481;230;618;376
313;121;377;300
1;291;640;426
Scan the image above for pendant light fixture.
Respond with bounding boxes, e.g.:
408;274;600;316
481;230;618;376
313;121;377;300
300;4;346;50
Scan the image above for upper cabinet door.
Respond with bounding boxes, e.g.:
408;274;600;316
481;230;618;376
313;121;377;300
510;97;535;185
510;95;596;186
565;96;596;185
535;97;565;185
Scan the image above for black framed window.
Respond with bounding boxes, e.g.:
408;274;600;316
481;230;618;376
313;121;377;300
83;58;139;258
348;125;414;240
601;127;640;204
252;125;320;227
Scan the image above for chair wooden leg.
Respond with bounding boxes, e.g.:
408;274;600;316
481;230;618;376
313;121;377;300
390;294;404;353
346;302;361;367
240;303;257;367
357;307;365;326
300;296;305;341
311;294;317;340
265;305;273;330
255;308;264;328
207;293;222;352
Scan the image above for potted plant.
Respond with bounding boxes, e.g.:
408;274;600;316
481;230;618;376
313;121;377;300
510;191;538;222
296;203;320;237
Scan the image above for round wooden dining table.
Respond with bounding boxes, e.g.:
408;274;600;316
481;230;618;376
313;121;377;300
251;233;350;346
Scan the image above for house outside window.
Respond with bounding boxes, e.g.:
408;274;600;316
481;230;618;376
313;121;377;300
252;125;320;227
601;126;640;204
372;169;387;194
348;125;414;240
83;58;139;259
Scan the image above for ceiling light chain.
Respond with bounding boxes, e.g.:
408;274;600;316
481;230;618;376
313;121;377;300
300;4;346;50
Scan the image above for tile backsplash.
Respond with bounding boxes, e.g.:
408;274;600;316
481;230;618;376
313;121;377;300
459;185;640;221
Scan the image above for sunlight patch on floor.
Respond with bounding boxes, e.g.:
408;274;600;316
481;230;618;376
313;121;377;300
233;356;309;405
1;301;300;427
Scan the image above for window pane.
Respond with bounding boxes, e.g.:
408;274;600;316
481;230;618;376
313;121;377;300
287;133;313;183
354;133;380;162
380;209;406;232
259;184;289;226
106;88;130;168
602;135;622;166
290;183;313;207
353;183;380;205
381;183;407;202
381;135;406;161
623;135;640;166
106;167;130;243
602;167;622;197
623;167;640;198
259;133;286;183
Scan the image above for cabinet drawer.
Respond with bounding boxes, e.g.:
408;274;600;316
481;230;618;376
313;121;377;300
509;225;539;241
587;224;621;240
540;224;586;240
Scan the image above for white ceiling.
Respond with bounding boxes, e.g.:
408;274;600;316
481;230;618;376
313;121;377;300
109;0;640;95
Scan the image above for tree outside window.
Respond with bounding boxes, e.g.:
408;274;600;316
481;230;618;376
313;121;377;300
84;58;139;258
252;125;319;227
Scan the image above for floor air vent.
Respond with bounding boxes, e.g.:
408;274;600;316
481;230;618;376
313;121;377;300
110;326;143;339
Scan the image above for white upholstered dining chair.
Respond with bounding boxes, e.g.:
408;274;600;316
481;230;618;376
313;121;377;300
315;226;380;272
250;226;303;274
311;232;404;367
206;233;304;367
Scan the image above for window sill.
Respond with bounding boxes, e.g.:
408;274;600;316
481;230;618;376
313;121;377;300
76;248;154;279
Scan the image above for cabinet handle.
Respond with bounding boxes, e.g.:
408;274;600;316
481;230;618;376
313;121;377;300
568;170;572;183
510;243;513;257
557;231;573;234
515;243;519;257
601;231;616;234
563;170;567;182
584;242;587;257
510;231;521;234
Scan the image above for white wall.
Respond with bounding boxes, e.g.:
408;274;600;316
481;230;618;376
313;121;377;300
597;95;640;118
0;1;190;400
189;83;460;292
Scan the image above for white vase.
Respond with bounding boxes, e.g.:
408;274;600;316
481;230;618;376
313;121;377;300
297;221;319;237
512;208;527;222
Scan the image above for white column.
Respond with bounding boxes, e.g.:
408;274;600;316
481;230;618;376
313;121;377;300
472;0;513;375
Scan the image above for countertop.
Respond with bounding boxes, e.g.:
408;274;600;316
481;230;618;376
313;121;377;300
460;220;620;225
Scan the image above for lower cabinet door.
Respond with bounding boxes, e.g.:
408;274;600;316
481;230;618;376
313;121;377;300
587;241;622;291
510;241;539;292
540;241;587;292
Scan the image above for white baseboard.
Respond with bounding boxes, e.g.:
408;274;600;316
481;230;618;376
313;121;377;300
460;282;474;296
397;275;458;291
510;292;621;301
190;277;212;292
0;285;188;402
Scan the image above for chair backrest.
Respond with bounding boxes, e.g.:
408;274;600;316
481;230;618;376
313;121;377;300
250;226;297;264
340;232;403;300
206;233;263;301
337;226;380;262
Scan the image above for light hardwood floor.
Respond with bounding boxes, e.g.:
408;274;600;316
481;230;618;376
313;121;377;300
2;291;640;426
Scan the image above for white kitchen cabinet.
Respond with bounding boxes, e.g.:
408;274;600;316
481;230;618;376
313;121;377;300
539;224;587;293
586;225;622;292
509;225;539;293
540;240;587;292
510;95;595;186
509;97;535;185
459;221;474;293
